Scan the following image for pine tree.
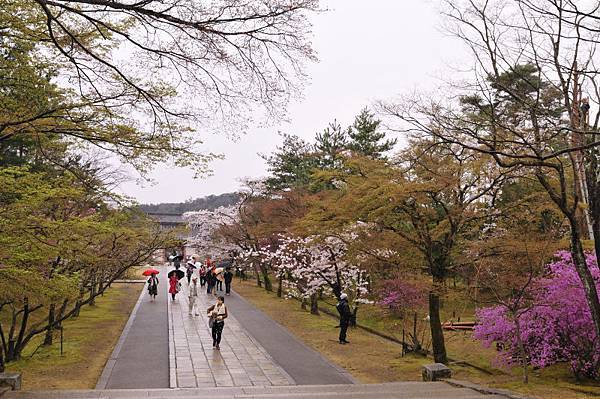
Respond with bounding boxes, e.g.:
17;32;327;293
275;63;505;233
314;120;349;169
347;108;397;158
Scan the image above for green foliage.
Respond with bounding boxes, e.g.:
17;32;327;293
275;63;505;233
347;108;397;159
314;120;349;169
0;268;78;307
262;133;320;191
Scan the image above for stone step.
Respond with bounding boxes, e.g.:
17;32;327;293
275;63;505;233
3;382;507;399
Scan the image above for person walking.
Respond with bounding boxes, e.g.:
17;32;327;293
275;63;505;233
188;277;200;316
207;296;228;350
206;267;216;295
185;260;195;284
216;271;223;292
336;293;352;344
147;273;159;301
172;250;182;270
169;274;179;301
224;267;233;295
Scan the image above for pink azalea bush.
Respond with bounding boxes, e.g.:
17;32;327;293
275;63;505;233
378;278;426;316
474;250;600;379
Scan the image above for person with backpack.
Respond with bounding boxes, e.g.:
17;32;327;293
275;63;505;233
207;296;228;350
336;293;352;344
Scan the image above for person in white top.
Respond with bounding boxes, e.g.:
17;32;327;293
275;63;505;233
207;296;228;350
188;277;199;316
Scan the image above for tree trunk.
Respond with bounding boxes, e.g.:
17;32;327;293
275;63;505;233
570;224;600;344
89;278;97;306
301;297;307;310
429;291;447;364
262;270;272;292
351;304;358;326
514;316;529;384
43;303;56;346
310;294;319;315
277;275;283;298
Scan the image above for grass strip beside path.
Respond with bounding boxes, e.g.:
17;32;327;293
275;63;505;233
233;280;485;384
6;283;142;390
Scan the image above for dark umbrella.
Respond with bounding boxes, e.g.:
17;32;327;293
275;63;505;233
168;269;185;279
186;261;197;269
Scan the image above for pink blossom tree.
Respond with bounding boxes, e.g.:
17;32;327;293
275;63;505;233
474;251;600;380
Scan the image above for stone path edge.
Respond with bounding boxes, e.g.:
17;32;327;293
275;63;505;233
444;379;532;399
231;290;358;385
167;290;176;389
95;283;147;390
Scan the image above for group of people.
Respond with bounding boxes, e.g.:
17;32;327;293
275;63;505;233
145;253;234;350
178;255;234;295
147;253;354;349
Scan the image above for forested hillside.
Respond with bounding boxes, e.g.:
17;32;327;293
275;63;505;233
140;193;240;214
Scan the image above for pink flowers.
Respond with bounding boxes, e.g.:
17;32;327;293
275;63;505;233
378;278;426;315
474;250;600;379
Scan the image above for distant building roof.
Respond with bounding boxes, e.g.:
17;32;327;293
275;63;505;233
146;212;185;225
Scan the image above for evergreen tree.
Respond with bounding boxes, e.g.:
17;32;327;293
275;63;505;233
261;133;319;192
314;120;348;169
347;108;397;158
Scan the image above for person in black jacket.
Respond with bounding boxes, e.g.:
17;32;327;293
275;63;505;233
224;267;234;295
336;293;352;344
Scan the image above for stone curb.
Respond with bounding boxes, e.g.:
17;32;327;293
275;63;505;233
444;379;534;399
167;281;176;389
95;282;147;389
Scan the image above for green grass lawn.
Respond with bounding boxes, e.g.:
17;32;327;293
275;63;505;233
234;278;600;399
5;283;141;390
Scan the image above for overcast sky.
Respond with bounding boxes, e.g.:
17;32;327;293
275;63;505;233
119;0;467;205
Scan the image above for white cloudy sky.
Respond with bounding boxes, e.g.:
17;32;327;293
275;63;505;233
119;0;468;204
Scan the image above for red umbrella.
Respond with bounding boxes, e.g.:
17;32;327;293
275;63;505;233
142;268;160;276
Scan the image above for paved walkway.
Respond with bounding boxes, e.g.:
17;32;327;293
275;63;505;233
169;281;295;388
96;271;169;389
224;290;355;385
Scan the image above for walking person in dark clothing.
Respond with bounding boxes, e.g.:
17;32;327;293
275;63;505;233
336;293;352;344
224;268;233;295
207;296;228;350
206;268;216;294
147;273;159;301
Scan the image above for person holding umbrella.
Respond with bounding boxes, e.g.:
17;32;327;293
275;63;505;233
168;273;180;301
143;269;160;301
214;266;224;292
185;260;196;284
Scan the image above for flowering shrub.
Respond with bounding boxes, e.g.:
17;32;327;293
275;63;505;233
378;278;427;316
474;250;600;379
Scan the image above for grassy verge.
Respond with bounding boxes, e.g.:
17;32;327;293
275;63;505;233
234;278;600;399
5;283;142;390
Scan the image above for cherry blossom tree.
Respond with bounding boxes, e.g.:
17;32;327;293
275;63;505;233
260;234;370;319
184;204;240;257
